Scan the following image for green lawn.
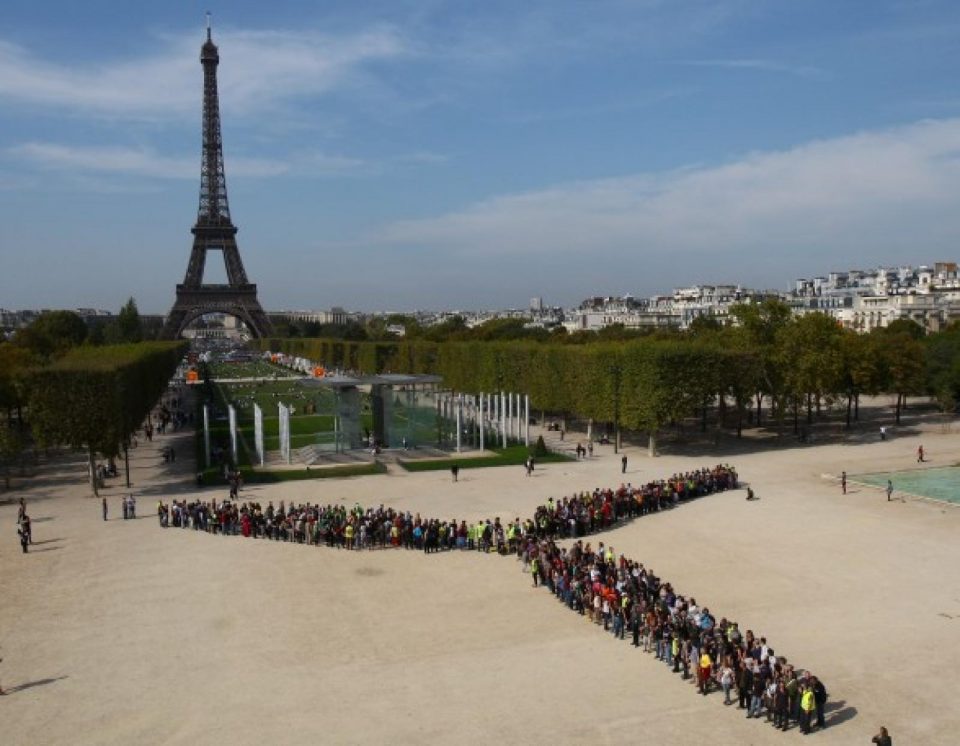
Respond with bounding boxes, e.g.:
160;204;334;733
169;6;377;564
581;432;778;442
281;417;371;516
208;359;299;380
399;445;572;472
197;461;386;485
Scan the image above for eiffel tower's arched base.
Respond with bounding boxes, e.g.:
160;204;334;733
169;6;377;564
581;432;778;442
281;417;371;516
160;283;273;339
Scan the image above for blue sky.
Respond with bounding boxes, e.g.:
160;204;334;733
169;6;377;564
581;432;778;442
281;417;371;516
3;1;960;313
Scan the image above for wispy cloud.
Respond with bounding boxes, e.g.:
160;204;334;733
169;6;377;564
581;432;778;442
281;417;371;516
5;141;442;183
372;118;960;290
676;58;825;77
8;142;289;179
0;25;408;121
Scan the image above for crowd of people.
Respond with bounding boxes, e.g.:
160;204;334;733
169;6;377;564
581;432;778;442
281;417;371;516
157;462;829;732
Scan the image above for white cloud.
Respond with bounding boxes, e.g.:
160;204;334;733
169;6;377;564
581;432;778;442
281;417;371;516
0;25;408;121
8;142;288;179
373;118;960;285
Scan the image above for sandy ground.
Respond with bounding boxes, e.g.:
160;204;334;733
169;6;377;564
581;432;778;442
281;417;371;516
2;419;960;745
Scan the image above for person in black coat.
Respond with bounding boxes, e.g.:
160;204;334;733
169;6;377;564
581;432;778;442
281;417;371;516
811;676;827;729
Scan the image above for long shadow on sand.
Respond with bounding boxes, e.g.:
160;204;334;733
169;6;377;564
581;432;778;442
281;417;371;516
7;675;68;694
824;699;857;727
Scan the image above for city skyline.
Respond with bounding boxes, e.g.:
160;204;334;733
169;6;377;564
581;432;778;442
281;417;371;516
3;2;960;312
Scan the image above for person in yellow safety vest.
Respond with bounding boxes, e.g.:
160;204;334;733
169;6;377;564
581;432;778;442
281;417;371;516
344;522;355;550
530;556;540;587
800;685;816;734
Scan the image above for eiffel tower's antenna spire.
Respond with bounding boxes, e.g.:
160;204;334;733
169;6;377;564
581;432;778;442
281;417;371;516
206;11;212;41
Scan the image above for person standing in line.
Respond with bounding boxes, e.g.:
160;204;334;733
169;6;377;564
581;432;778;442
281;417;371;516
18;521;29;553
917;444;924;462
841;471;847;494
811;675;827;729
621;454;627;474
102;496;108;521
799;684;815;734
886;480;893;502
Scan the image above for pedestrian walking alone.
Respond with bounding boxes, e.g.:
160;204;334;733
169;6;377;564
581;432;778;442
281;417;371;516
886;479;893;502
102;496;108;521
841;471;847;495
917;444;924;462
621;454;627;474
451;464;460;483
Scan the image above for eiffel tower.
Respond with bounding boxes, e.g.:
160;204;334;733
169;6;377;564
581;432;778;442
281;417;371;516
161;18;272;339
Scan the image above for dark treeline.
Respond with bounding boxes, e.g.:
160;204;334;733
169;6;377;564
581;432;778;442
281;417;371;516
263;300;960;451
0;305;185;492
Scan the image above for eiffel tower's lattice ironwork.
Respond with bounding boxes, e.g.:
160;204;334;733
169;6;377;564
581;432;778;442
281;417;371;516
161;20;272;339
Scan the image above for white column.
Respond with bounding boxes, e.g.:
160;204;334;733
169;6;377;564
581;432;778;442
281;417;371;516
203;404;211;468
524;394;530;446
228;404;238;465
478;393;484;451
455;395;462;453
501;391;507;448
517;394;523;440
253;403;265;466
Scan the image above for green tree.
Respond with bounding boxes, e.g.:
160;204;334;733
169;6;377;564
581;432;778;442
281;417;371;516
28;342;187;495
729;299;793;426
875;329;926;424
117;297;143;343
15;310;88;359
0;423;25;490
776;313;845;431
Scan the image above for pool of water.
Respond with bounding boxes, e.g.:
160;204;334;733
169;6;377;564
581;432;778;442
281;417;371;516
855;466;960;505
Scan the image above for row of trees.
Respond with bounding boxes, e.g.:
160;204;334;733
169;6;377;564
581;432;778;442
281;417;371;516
273;313;669;345
26;342;188;495
261;301;959;453
1;306;185;492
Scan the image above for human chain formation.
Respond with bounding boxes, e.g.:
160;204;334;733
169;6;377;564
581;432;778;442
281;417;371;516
158;464;828;733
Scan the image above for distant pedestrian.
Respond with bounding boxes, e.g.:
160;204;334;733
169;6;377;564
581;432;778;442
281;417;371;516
0;649;6;695
886;480;893;502
102;496;108;521
18;523;29;553
587;442;593;458
880;426;887;441
872;726;892;746
451;464;460;483
122;495;129;520
841;471;847;495
917;444;924;463
621;454;627;474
